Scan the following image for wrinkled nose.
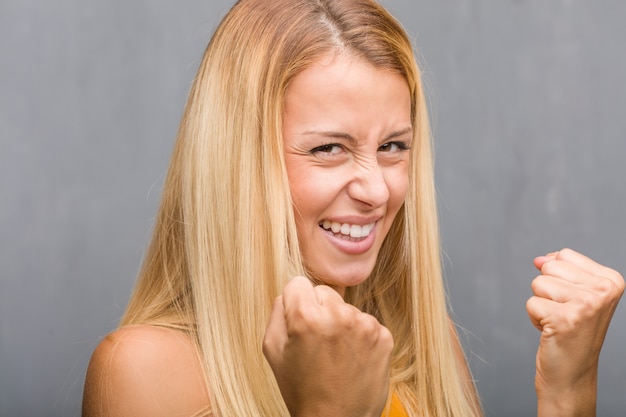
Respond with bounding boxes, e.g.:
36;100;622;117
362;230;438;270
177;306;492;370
347;162;390;208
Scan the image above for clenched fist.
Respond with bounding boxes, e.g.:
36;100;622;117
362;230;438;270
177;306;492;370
527;248;624;417
263;276;393;417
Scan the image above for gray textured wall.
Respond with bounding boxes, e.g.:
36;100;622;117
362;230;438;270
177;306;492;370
1;1;624;416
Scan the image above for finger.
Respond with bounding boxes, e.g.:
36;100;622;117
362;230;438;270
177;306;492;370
540;259;590;285
526;295;567;334
263;295;288;359
281;275;318;313
534;252;559;270
313;284;346;306
526;295;553;331
557;248;625;289
531;274;579;303
312;285;366;334
355;312;393;350
541;256;624;299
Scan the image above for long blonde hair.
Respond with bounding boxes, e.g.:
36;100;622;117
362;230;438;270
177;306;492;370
122;0;482;415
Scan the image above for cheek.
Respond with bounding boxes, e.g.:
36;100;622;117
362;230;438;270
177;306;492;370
285;160;309;201
286;162;347;215
286;164;330;228
287;167;318;214
386;165;410;209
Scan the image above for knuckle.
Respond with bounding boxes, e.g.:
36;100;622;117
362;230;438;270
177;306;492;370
262;333;279;360
539;259;559;275
595;275;623;302
287;304;319;333
315;284;341;300
558;248;573;258
546;306;581;333
332;304;355;328
530;276;544;293
608;270;625;293
357;312;379;335
261;336;272;356
560;311;581;333
577;291;601;313
378;325;394;351
597;277;616;294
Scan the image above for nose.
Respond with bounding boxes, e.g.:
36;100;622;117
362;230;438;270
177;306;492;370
346;161;390;209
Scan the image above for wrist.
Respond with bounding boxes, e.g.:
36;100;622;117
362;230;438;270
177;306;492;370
536;371;597;417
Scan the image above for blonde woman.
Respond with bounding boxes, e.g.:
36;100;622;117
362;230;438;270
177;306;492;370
82;0;624;416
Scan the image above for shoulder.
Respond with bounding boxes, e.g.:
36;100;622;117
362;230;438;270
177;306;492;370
82;325;210;417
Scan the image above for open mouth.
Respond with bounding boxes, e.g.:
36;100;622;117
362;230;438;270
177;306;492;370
319;220;375;240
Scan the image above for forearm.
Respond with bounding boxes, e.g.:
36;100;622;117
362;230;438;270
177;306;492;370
528;249;624;417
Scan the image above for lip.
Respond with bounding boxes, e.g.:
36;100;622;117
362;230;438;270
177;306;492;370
320;220;378;255
320;214;382;226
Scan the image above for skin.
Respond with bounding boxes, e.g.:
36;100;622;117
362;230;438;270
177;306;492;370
282;52;412;297
528;248;624;417
263;276;394;417
264;54;625;416
265;53;410;416
82;326;210;417
82;53;624;417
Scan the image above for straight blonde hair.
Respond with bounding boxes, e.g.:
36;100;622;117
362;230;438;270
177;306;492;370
122;0;483;415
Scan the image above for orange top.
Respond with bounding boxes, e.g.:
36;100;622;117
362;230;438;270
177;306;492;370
384;393;408;417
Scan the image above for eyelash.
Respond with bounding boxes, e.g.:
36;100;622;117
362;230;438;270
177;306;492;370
310;143;342;154
310;141;411;155
379;141;411;152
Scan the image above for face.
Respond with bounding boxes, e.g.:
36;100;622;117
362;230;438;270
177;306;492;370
283;53;412;296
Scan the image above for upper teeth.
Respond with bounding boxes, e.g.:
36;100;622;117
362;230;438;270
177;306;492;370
321;220;374;238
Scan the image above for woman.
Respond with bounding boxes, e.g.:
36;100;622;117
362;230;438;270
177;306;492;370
82;0;624;416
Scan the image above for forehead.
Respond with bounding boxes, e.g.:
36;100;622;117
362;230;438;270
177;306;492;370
282;53;412;142
287;52;406;95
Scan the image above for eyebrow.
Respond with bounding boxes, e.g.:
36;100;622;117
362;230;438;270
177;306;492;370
302;126;413;143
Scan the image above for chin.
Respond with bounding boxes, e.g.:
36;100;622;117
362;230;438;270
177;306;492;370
311;264;375;290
